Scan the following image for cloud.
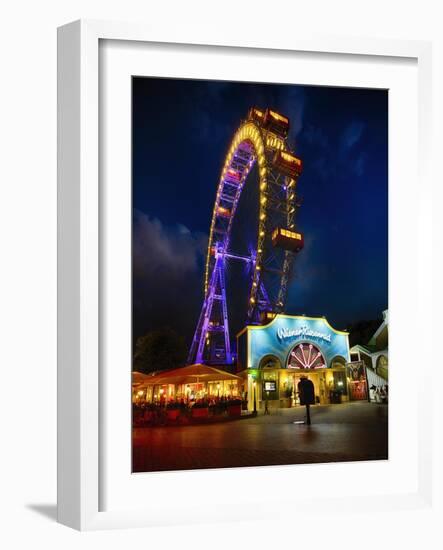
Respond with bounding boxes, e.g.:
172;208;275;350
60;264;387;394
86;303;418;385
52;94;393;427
278;86;306;139
304;124;329;149
133;210;207;279
132;210;209;342
186;82;232;145
302;119;367;182
340;121;365;152
352;152;367;177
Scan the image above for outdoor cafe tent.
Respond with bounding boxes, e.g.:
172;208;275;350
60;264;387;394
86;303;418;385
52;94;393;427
134;364;242;387
132;371;153;386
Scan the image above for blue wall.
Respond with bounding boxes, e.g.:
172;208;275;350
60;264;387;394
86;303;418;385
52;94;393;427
242;315;349;369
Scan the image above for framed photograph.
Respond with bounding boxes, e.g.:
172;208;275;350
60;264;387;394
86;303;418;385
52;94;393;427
57;19;433;530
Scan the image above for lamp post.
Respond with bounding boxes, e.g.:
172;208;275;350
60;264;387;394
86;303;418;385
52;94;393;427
253;380;257;414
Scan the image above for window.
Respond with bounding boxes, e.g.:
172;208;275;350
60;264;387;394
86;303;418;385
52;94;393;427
287;342;326;369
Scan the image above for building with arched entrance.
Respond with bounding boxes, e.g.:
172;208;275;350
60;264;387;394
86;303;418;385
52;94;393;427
237;314;350;411
349;309;388;387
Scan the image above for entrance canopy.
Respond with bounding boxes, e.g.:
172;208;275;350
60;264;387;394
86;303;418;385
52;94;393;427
134;364;241;387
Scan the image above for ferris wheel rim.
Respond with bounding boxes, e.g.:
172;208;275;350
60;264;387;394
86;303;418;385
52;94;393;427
203;118;297;321
204;121;265;292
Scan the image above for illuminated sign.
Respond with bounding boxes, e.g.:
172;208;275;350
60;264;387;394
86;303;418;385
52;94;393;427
264;381;276;391
240;314;349;371
277;325;332;344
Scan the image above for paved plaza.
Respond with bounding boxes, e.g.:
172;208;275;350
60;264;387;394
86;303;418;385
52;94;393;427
132;401;388;472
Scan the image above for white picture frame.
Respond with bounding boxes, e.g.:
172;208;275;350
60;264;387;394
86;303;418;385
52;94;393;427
57;19;433;531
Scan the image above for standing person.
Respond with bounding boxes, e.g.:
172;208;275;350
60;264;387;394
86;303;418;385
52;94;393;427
297;376;315;425
374;386;381;403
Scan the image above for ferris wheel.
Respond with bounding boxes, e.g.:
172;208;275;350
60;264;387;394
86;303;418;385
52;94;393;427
188;107;304;365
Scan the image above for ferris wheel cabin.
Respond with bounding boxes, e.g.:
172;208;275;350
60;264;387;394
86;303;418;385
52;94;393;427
248;107;265;125
272;227;304;253
262;109;290;138
272;150;303;179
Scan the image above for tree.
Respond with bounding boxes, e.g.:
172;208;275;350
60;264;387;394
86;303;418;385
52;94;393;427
133;328;187;374
347;318;382;348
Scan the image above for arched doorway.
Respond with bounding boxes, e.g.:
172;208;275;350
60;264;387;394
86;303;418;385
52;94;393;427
285;343;327;405
330;355;347;369
258;355;281;402
329;355;348;400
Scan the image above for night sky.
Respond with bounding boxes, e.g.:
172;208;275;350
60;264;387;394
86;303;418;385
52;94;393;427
132;77;388;348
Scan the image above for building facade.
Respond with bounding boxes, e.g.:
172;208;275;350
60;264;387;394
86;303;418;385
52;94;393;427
350;309;389;388
237;314;350;411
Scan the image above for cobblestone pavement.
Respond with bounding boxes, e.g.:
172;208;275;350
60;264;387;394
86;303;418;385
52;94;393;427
132;401;388;472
